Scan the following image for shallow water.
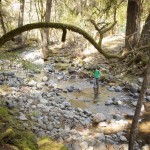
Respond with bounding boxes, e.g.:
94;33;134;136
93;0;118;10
42;74;134;119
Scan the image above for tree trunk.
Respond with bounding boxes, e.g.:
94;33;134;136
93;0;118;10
40;0;52;61
129;57;150;150
125;0;141;50
138;13;150;49
17;0;25;44
0;1;6;34
45;0;52;43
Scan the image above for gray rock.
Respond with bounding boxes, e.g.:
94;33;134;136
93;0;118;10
31;105;36;109
43;107;50;113
84;118;91;126
132;101;137;107
130;83;139;93
114;100;123;105
42;76;49;82
28;80;37;87
71;141;81;150
138;78;143;84
37;130;46;137
146;89;150;95
105;137;115;144
68;67;76;74
76;108;83;112
94;140;107;150
96;133;105;141
47;123;53;130
80;141;88;150
92;113;106;123
62;101;71;107
105;99;113;105
107;87;115;91
7;78;20;87
44;65;55;73
146;96;150;101
37;104;45;108
5;101;15;109
120;135;128;142
40;98;48;104
67;86;74;92
84;99;91;102
132;93;139;99
115;86;122;92
23;123;29;127
84;109;92;116
19;113;27;121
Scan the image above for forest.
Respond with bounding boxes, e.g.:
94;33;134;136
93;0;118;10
0;0;150;150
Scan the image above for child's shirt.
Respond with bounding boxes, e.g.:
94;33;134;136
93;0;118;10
93;69;101;78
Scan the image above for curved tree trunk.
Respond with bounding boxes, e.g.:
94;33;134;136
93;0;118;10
0;22;124;60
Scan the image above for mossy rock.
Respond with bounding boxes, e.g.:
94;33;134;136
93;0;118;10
38;137;67;150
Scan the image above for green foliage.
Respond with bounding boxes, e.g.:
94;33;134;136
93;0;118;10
0;50;19;61
14;131;37;150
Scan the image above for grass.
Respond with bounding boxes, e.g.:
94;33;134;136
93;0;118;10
22;60;41;72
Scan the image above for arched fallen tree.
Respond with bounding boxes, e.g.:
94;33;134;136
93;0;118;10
0;22;125;60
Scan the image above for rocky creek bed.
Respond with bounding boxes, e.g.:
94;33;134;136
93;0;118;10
0;47;150;150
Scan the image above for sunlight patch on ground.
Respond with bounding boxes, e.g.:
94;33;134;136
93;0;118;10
97;120;129;134
82;56;93;63
102;35;124;44
82;47;97;55
21;49;44;65
139;121;150;133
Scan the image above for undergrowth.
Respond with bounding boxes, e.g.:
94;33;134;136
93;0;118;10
0;101;67;150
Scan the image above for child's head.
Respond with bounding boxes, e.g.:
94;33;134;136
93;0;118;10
96;66;100;70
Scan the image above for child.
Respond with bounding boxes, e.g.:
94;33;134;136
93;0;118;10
93;67;101;101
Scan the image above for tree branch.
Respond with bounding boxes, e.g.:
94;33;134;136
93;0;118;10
0;22;124;59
